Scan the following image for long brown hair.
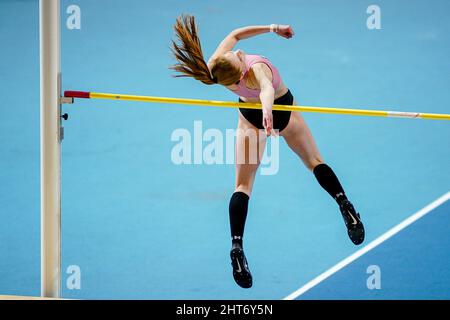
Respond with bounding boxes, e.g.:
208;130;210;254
170;15;241;86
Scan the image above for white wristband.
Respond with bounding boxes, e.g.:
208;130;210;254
269;24;278;33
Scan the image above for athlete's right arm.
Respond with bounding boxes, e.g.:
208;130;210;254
207;25;294;66
207;26;270;66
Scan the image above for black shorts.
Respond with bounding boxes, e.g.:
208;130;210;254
238;89;293;132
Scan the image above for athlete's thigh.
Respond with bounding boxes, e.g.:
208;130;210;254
235;113;267;193
281;110;323;170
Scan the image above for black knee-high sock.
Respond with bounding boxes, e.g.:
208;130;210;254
229;192;249;248
313;163;348;204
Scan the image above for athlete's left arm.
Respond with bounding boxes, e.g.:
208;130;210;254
253;63;275;135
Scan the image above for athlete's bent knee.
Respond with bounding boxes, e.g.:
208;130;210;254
307;157;324;171
235;184;252;196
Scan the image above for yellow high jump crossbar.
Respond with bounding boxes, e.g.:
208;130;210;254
64;91;450;120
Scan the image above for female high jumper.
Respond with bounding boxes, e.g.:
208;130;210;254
171;15;365;289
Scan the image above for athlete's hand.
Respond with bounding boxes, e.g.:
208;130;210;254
276;25;295;39
262;110;274;136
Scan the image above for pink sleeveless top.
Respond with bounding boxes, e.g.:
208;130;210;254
229;54;282;99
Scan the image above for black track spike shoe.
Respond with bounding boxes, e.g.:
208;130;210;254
230;247;252;288
339;199;365;245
